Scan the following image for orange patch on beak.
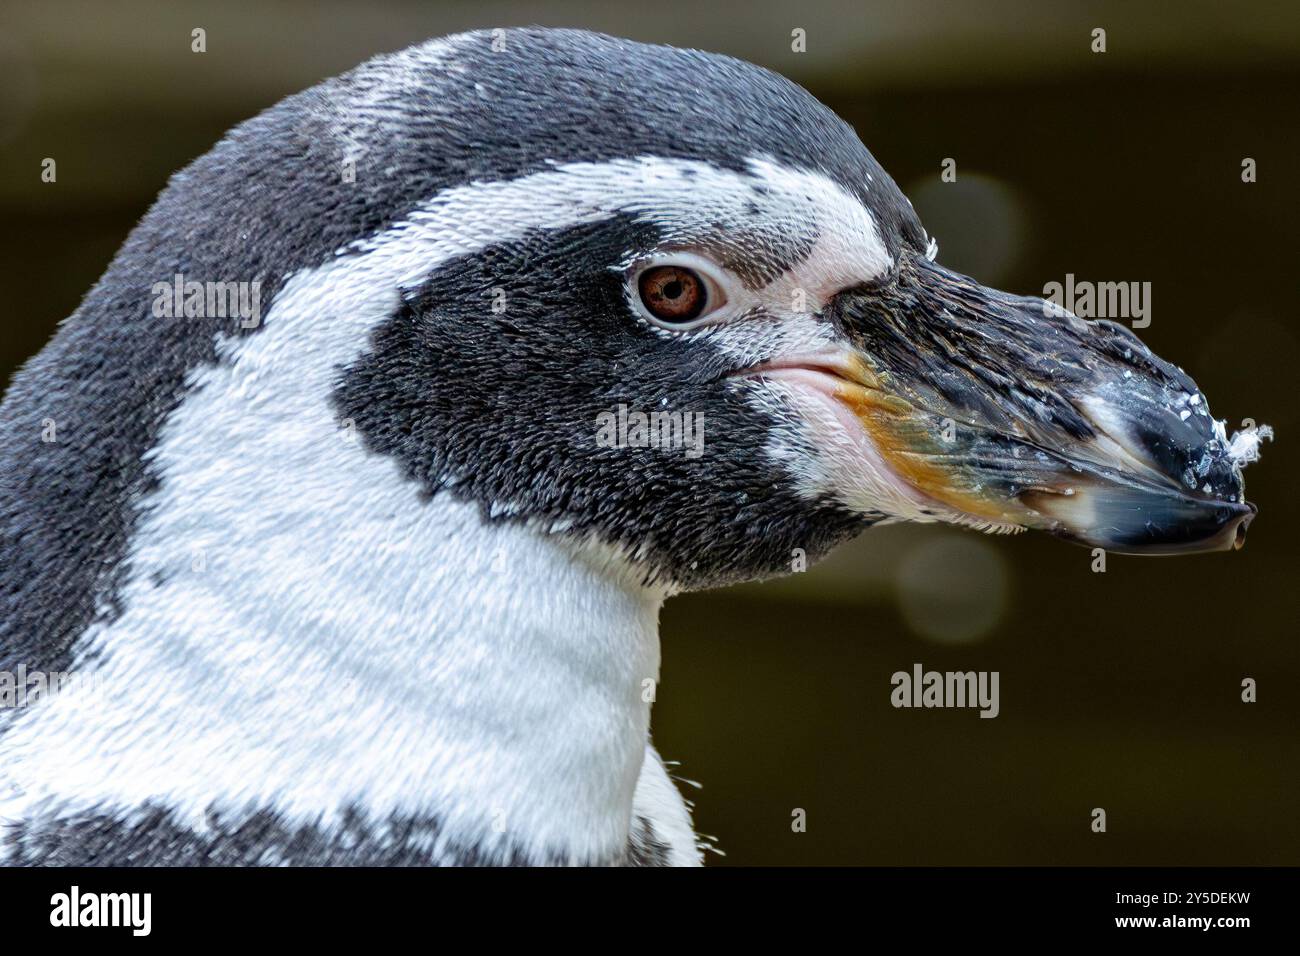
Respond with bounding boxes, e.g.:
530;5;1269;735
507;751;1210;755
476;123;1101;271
832;357;1026;524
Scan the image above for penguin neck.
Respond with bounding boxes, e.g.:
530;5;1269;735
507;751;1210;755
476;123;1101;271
7;487;665;862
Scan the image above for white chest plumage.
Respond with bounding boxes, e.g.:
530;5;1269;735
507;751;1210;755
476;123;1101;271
1;488;684;862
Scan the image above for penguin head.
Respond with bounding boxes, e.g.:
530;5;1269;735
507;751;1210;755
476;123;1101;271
56;29;1260;602
310;29;1262;590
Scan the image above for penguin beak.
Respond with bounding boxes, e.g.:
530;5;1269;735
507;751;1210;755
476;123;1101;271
822;255;1266;555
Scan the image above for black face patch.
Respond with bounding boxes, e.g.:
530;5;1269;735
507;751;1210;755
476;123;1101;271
333;216;868;589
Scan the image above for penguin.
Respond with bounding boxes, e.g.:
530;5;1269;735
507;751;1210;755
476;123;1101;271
0;28;1265;866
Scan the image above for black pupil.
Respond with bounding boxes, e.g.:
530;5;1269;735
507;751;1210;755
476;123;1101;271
663;280;683;299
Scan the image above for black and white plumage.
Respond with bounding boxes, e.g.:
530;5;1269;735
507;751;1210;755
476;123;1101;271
0;29;1263;866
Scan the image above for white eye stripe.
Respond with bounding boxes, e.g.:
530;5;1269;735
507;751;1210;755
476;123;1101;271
360;154;891;324
617;153;894;334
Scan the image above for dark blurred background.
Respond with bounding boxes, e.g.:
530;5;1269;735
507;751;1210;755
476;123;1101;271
1;0;1296;864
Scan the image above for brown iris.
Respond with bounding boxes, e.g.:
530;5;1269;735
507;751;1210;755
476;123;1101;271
638;265;706;324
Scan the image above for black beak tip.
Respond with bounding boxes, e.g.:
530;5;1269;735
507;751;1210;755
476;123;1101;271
1043;493;1259;556
1117;497;1258;556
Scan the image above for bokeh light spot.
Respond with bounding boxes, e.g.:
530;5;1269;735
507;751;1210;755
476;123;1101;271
895;533;1009;644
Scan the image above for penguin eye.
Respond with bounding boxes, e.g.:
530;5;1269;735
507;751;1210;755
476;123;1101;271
637;265;710;325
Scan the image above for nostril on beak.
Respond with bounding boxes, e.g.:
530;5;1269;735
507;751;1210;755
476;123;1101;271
1232;503;1258;551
